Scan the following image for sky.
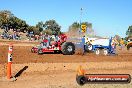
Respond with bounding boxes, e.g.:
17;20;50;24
0;0;132;37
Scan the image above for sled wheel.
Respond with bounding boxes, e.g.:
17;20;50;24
95;49;100;55
103;49;108;55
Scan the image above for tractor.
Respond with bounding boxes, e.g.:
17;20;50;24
31;34;117;56
31;34;75;55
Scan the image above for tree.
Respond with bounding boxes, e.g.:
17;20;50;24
0;10;14;30
43;20;61;35
68;22;80;32
36;21;44;32
42;29;52;35
8;16;29;32
20;20;29;32
27;26;40;35
9;16;21;31
126;26;132;37
0;10;29;33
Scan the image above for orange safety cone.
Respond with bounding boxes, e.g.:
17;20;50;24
7;44;13;79
7;62;12;79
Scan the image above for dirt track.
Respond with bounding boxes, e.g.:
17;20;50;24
0;40;132;88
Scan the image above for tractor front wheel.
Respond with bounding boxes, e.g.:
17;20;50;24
31;47;34;53
38;48;43;55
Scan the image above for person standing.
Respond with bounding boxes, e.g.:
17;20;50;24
81;36;85;55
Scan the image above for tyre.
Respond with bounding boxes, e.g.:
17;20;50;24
38;48;43;55
54;50;61;54
85;44;93;52
61;42;75;55
127;45;130;50
103;49;109;55
76;75;86;85
95;49;100;55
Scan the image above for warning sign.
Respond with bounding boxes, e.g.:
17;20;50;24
81;24;87;33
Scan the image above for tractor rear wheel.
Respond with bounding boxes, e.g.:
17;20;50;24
61;42;75;55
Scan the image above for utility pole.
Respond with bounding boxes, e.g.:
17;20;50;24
80;8;83;24
79;8;83;36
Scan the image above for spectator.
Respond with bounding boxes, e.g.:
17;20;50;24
13;31;17;39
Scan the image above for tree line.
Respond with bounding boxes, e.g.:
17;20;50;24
0;10;61;35
0;10;94;36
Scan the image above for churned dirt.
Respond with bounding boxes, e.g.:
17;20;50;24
0;40;132;88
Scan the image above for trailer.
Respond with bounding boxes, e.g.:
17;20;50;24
84;37;116;55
